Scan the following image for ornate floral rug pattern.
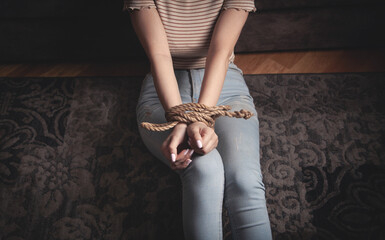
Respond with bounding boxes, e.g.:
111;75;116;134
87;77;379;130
0;73;384;240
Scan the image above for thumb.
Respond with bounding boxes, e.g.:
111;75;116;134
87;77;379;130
191;127;203;149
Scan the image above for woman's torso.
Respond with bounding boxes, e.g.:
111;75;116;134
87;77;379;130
123;0;256;69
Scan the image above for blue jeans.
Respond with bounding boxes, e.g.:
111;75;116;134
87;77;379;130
136;62;272;240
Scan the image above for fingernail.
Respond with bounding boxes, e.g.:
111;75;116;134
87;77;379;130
184;149;189;156
197;140;202;148
189;149;194;157
171;153;176;162
187;159;192;165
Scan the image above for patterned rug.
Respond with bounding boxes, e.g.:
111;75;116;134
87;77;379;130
0;73;384;240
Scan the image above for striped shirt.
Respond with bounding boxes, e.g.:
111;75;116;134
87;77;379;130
122;0;256;69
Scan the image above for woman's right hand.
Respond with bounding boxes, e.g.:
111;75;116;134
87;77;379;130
161;123;194;170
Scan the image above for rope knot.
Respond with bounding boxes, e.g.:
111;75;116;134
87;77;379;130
140;102;254;132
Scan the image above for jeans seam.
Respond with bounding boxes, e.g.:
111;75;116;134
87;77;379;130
189;70;195;102
219;170;225;240
226;202;240;240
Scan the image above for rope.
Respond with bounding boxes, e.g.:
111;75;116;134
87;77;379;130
140;102;254;131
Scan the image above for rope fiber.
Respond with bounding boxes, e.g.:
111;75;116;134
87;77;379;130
140;102;253;131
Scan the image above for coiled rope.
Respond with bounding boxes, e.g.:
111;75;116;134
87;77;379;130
141;102;253;131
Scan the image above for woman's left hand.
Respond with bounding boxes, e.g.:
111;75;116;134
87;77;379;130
187;122;218;155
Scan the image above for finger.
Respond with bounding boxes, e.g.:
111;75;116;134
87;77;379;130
168;137;179;163
174;159;192;170
177;149;194;163
174;149;191;163
200;127;215;149
193;129;214;154
184;159;192;168
198;130;218;155
174;158;188;167
174;149;194;163
201;137;218;154
189;126;203;149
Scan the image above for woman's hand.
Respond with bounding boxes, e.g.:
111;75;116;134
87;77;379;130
187;122;218;155
161;123;194;170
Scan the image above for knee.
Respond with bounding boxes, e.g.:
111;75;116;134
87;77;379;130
181;149;224;189
226;169;266;201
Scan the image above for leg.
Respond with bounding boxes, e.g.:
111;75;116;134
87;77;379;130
215;63;272;239
138;103;226;240
180;150;225;240
216;103;272;240
136;72;225;240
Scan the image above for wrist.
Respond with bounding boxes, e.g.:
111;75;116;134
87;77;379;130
175;122;188;128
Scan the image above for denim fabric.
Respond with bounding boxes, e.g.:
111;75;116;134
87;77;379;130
136;62;272;240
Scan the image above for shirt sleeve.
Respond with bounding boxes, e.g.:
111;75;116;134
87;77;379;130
122;0;157;12
222;0;257;13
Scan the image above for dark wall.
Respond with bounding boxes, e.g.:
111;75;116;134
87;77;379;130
1;0;384;63
0;0;139;62
255;0;381;10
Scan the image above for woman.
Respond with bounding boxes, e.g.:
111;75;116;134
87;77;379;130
123;0;272;239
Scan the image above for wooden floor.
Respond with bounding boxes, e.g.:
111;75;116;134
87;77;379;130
0;48;384;77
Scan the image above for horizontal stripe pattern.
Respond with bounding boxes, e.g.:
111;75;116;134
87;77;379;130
123;0;257;69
